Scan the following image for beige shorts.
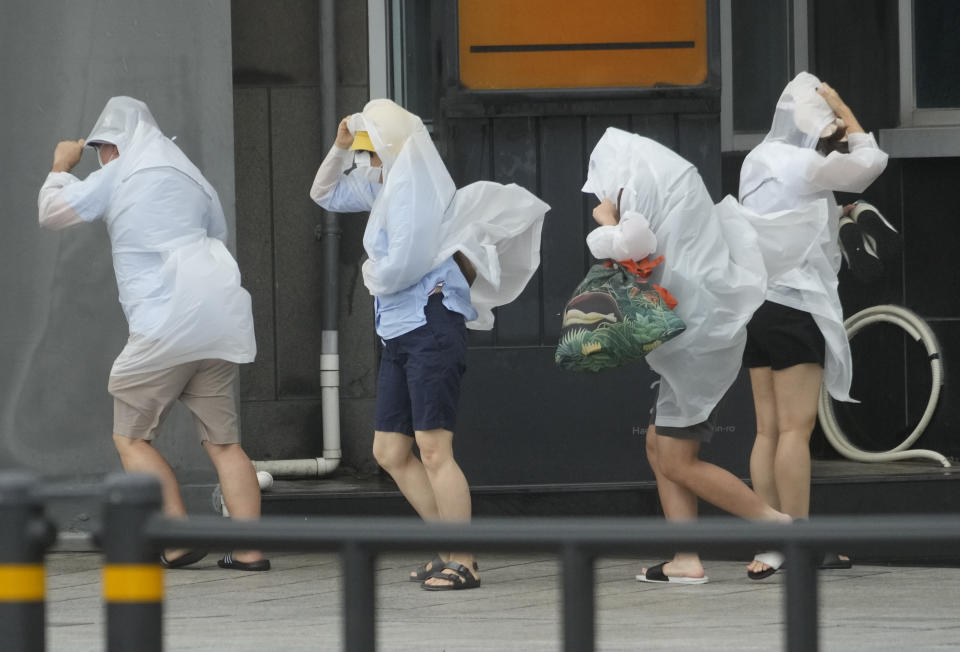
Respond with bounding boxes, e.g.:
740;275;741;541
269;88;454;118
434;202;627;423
108;359;240;444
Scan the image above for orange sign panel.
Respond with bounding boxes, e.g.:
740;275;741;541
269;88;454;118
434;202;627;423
458;0;707;89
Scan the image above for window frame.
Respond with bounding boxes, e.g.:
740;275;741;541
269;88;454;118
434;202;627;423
897;0;960;127
368;0;391;99
719;0;810;152
879;0;960;157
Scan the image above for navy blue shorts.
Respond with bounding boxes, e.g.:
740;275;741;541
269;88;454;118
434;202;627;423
374;294;468;435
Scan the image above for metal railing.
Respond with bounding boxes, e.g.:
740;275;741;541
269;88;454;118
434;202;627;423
4;470;960;652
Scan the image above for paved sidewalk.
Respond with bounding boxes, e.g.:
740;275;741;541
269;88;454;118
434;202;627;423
45;551;959;651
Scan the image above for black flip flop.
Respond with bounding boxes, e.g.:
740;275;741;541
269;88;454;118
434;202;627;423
218;553;271;571
748;552;784;580
820;552;853;569
160;550;207;569
636;562;709;584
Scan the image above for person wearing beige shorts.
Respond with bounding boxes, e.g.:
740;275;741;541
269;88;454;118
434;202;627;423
38;97;268;571
109;359;242;446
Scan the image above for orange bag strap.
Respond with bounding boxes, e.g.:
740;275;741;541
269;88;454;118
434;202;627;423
603;255;665;279
602;256;677;310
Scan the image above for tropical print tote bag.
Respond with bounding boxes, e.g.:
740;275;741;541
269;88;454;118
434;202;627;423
555;257;685;372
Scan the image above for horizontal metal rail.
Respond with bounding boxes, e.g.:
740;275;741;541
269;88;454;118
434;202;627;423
7;471;960;652
142;511;960;652
145;512;960;553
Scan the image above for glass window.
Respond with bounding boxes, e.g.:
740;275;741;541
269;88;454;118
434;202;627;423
914;0;960;108
731;0;791;133
390;0;434;121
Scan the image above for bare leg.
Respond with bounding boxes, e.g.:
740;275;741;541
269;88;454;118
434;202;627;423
655;435;788;522
372;431;440;519
746;363;822;574
113;434;189;560
204;442;263;563
414;428;478;588
113;434;186;517
746;366;783;575
771;363;823;518
749;367;781;510
641;427;705;579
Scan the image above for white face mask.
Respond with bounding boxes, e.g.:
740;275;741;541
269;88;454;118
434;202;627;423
95;143;117;168
358;165;382;184
353;152;382;184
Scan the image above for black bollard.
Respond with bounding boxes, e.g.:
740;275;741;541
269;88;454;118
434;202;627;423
102;473;164;652
785;544;819;652
562;544;595;652
0;471;53;652
342;542;376;652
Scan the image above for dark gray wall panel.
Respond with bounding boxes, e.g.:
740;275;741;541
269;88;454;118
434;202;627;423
336;0;369;87
539;116;587;343
270;88;327;398
339;398;377;474
902;158;960;318
232;0;319;84
446;118;493;185
629;114;678;150
677;113;722;200
1;0;234;478
454;349;753;485
235;88;277;402
492;117;542;345
242;400;323;461
230;0;375;472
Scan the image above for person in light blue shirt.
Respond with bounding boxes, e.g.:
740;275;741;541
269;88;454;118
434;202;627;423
311;103;480;590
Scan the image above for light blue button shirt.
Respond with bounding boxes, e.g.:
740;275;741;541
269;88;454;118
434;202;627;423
314;168;477;340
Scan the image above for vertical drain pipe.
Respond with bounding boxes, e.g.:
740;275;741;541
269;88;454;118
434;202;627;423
318;0;343;475
250;0;341;483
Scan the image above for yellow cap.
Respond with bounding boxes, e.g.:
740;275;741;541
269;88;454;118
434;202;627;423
350;130;376;152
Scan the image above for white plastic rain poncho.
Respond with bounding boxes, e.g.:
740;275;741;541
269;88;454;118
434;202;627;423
582;128;771;428
37;96;256;376
314;99;549;330
739;72;888;401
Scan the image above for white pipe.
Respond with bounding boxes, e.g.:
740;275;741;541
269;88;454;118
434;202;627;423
252;330;343;482
245;0;342;491
817;304;951;467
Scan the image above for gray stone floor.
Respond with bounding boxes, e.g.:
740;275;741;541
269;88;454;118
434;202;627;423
43;551;960;651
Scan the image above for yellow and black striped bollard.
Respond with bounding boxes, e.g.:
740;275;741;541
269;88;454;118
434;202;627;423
0;471;54;652
102;473;164;652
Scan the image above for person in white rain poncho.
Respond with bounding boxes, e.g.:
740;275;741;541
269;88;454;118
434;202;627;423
583;128;793;585
38;97;268;571
739;74;888;579
311;99;548;590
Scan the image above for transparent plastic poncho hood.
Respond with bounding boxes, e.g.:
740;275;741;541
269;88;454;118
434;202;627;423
64;96;256;376
348;99;549;330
